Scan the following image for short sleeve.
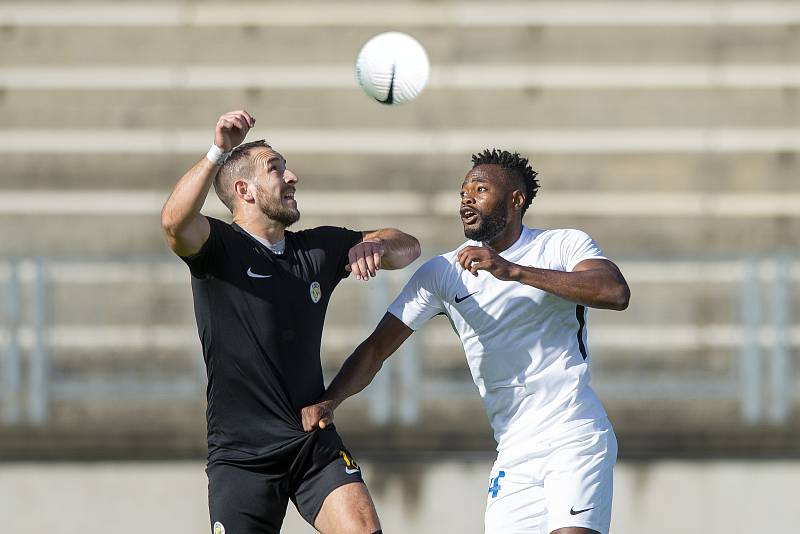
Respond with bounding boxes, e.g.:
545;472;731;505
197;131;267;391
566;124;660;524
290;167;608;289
558;229;607;272
306;226;362;281
179;216;228;278
387;256;448;331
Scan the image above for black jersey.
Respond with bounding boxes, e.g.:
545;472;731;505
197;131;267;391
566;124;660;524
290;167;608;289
181;217;361;466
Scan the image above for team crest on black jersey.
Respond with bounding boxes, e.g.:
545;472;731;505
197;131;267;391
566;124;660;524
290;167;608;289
213;521;225;534
309;281;322;303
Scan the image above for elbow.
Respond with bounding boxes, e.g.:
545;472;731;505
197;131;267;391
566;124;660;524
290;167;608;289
409;236;422;263
383;232;421;270
399;233;421;267
395;232;421;268
160;208;184;253
160;206;182;239
160;207;175;235
610;284;631;311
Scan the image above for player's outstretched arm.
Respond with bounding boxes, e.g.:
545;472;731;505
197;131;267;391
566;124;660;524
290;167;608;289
458;246;630;311
346;229;421;281
161;110;255;257
301;313;413;431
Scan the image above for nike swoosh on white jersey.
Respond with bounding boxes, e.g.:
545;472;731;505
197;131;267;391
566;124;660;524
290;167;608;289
246;268;272;278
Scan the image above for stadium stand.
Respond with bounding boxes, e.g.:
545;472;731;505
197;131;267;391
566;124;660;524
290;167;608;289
0;0;798;459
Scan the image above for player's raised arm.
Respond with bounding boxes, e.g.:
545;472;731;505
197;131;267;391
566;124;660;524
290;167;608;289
457;246;630;311
301;313;413;431
161;110;255;257
346;228;421;281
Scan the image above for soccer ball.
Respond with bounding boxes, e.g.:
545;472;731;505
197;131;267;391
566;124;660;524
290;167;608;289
355;32;430;105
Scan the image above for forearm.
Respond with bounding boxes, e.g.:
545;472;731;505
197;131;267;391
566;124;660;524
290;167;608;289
510;265;629;310
370;228;421;270
161;157;218;233
321;313;412;407
302;314;412;430
320;341;385;409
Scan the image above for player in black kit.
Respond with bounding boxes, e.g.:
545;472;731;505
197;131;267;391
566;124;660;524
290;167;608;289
161;110;420;534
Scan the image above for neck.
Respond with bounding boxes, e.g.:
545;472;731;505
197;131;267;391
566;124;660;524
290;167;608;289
233;211;286;244
486;221;523;252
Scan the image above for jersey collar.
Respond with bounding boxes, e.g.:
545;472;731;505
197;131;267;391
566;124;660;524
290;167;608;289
232;223;287;255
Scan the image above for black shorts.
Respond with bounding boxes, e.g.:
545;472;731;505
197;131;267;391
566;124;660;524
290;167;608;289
207;429;365;534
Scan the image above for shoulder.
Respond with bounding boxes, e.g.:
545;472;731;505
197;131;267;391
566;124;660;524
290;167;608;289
536;228;596;246
290;226;361;248
185;216;240;256
443;239;479;261
408;249;461;287
418;253;456;274
204;216;247;243
205;215;233;233
434;240;478;271
295;225;361;241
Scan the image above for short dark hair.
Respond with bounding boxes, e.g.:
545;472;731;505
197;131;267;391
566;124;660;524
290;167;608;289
471;148;540;215
214;140;273;212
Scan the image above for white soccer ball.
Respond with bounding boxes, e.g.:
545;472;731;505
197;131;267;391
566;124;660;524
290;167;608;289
355;32;430;105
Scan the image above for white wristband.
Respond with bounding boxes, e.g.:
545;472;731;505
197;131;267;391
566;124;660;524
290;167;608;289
206;144;231;165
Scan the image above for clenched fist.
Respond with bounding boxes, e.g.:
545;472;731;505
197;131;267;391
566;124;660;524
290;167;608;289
300;400;335;432
215;110;256;152
457;245;518;281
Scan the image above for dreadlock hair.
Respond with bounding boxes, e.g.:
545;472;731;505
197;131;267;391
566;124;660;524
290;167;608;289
214;139;273;212
471;148;540;215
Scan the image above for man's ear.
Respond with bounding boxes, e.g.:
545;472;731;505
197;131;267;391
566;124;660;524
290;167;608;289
234;179;255;202
512;189;526;211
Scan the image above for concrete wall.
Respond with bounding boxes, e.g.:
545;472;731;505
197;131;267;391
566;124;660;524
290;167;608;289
2;459;796;533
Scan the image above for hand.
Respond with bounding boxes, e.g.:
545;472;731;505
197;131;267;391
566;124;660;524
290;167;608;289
346;239;385;281
457;245;518;281
301;400;335;432
214;110;256;152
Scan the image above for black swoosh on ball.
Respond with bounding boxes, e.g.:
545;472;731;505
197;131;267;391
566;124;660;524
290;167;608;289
378;63;396;105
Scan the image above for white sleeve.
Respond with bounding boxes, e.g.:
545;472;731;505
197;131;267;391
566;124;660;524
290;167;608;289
387;256;448;331
558;229;607;272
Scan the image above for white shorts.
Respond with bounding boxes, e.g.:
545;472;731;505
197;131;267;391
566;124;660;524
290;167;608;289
484;419;617;534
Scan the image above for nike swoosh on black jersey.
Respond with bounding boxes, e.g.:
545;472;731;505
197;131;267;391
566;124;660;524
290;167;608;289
454;291;479;303
378;64;396;105
246;267;273;279
569;506;594;515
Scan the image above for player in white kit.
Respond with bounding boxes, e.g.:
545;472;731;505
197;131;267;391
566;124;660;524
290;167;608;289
301;149;631;534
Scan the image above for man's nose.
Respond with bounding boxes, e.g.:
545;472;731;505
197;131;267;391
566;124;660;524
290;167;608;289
285;169;299;184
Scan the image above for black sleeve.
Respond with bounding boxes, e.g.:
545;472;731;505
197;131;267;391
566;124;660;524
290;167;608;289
308;226;363;281
179;216;230;278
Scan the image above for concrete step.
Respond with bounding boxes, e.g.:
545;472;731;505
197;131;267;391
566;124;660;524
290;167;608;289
32;276;756;326
5;271;792;370
3;25;798;66
1;212;798;255
2;152;798;192
21;344;748;399
5;89;799;129
53;348;201;379
20;310;776;373
31;339;756;379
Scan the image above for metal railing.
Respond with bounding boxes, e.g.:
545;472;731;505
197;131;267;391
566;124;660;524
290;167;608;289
0;256;796;427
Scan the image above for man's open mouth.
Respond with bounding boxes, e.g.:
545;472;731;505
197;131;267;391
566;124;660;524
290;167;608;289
460;207;479;225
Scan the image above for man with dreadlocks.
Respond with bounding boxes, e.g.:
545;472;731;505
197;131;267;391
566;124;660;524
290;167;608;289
301;149;630;534
161;110;421;534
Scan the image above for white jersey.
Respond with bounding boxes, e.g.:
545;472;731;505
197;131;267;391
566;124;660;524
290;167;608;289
388;226;610;452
